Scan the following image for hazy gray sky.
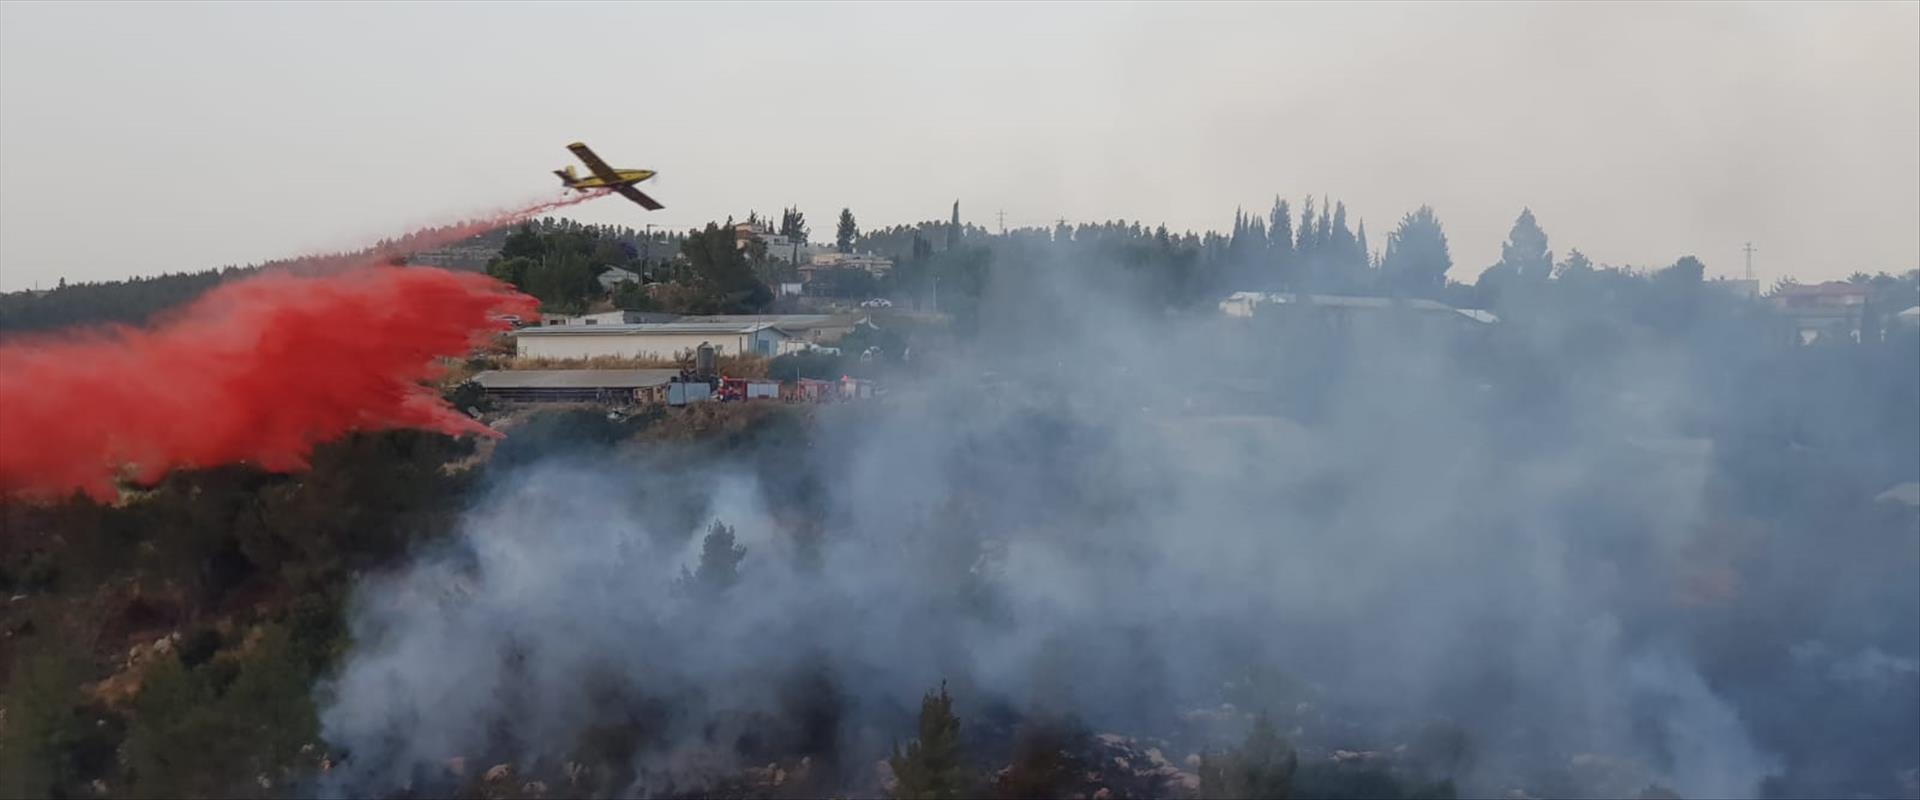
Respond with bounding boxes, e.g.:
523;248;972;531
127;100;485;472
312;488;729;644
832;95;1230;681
1;1;1914;291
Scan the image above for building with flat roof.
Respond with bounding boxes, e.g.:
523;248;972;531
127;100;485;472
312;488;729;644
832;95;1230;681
806;251;894;274
1219;291;1497;349
540;310;681;326
469;369;680;403
734;220;823;264
675;313;869;343
513;321;791;360
1770;281;1871;344
596;266;642;292
1220;291;1497;323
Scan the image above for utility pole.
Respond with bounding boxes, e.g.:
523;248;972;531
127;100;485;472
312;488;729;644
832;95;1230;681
1742;241;1756;281
997;209;1007;235
644;223;658;271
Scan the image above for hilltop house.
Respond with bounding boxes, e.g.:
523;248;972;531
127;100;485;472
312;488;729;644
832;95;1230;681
734;220;822;264
596;266;642;292
1770;282;1871;344
806;251;894;275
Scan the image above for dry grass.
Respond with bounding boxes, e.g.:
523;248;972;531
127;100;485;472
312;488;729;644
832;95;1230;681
433;357;484;388
632;398;807;443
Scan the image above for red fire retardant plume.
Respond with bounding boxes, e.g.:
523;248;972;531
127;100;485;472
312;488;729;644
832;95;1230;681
0;267;536;501
0;194;607;501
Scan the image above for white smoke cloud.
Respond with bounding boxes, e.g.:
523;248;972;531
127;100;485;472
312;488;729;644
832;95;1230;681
307;252;1908;798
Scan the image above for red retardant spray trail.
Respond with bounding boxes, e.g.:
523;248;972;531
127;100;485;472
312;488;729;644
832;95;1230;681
0;192;608;501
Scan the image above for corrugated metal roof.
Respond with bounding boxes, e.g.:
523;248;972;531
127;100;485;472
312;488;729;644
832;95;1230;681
1282;294;1452;311
1225;291;1484;314
678;314;863;330
470;369;680;389
513;322;788;336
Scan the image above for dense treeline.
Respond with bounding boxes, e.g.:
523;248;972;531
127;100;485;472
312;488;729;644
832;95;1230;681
8;198;1915;336
0;217;683;333
481;219;773;315
0;269;245;333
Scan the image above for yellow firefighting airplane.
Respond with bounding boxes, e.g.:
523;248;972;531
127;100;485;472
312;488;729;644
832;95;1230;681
554;142;664;210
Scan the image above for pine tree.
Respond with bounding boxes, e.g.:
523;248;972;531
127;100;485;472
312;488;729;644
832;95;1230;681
780;207;810;243
837;208;859;254
1380;206;1453;298
1555;248;1594;279
1356;220;1372;273
1476;207;1555;309
678;520;747;597
1296;196;1318;267
1330;201;1360;284
890;682;967;799
1317;200;1332;257
1269;197;1295;287
947;201;961;250
1497;208;1553;281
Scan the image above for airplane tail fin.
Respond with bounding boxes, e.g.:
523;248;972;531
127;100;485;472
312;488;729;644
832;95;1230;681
553;166;577;185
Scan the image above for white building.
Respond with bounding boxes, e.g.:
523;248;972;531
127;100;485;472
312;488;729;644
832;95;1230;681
1220;291;1497;344
734;221;823;264
761;235;826;264
514;321;791;360
1770;282;1872;344
1220;291;1496;324
540;310;679;326
808;251;894;274
596;266;641;292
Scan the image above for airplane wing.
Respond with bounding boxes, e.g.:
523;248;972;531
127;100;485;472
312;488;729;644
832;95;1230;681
567;142;623;183
615;184;665;210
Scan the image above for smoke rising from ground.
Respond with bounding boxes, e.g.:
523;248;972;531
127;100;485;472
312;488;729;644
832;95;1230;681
319;249;1917;798
0;194;618;499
